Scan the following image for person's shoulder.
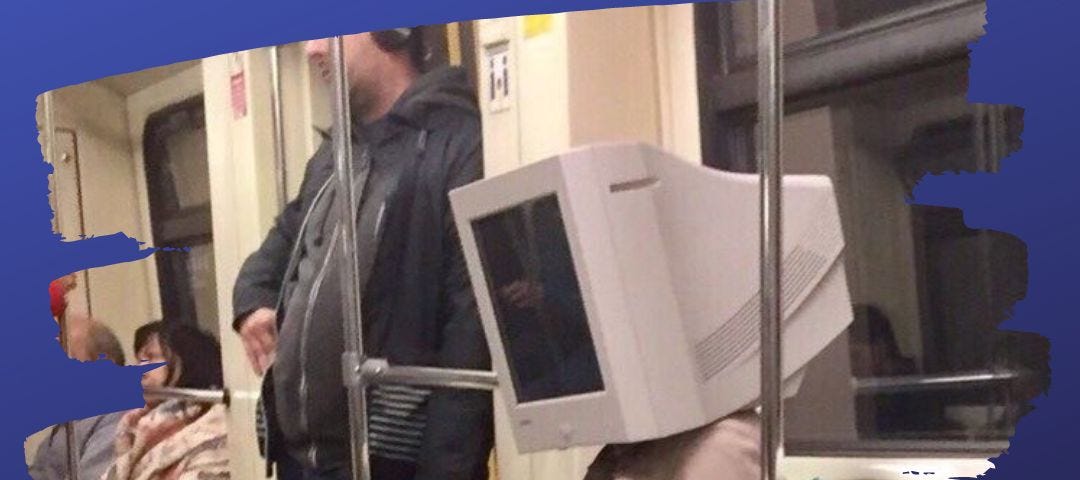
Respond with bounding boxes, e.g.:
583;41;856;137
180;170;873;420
424;111;481;162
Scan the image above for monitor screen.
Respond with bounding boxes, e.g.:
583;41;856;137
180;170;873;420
471;193;605;403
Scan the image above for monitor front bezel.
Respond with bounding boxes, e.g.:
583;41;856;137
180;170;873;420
450;152;633;450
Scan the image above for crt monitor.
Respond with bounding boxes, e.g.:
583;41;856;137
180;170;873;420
449;142;853;453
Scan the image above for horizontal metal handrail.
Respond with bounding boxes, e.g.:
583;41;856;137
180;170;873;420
143;386;228;405
351;357;499;391
851;370;1021;394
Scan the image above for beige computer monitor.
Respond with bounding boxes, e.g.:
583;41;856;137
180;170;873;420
450;142;852;453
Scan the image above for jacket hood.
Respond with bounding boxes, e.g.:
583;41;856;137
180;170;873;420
313;66;477;144
386;65;478;127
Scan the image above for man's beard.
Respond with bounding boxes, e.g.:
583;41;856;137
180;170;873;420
348;85;373;122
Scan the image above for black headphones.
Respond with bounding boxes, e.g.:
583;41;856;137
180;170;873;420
372;28;415;52
372;27;427;72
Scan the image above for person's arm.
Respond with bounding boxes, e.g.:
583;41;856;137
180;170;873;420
413;129;495;480
232;141;331;327
232;141;332;373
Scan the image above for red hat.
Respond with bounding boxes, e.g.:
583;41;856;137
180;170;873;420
49;278;68;318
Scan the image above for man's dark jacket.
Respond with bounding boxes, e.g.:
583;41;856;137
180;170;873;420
231;66;493;480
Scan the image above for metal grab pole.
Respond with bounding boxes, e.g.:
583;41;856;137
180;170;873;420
757;0;784;478
45;90;80;480
328;37;372;480
269;45;289;211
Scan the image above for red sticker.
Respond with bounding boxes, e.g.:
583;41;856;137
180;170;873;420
230;71;247;120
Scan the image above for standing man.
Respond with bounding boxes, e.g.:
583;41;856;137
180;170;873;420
231;27;493;480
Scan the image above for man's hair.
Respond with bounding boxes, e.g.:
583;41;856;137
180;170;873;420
134;320;164;355
84;321;126;366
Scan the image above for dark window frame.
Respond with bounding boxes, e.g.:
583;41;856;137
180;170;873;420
142;95;215;329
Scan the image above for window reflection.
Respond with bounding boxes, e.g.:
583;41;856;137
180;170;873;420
471;194;605;403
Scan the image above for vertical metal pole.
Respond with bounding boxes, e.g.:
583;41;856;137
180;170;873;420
44;90;80;480
757;0;784;479
269;45;289;211
328;37;372;480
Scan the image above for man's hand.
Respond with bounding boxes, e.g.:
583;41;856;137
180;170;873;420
239;308;278;376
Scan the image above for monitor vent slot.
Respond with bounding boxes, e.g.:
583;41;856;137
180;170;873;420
693;246;830;381
609;177;659;193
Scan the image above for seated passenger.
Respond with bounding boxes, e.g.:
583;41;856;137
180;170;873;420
102;323;228;480
29;315;127;480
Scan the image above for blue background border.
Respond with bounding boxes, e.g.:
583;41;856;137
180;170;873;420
0;0;1067;478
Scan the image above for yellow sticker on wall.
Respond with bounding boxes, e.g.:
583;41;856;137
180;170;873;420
524;14;553;39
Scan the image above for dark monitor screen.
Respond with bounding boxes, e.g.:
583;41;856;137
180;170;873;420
471;193;605;403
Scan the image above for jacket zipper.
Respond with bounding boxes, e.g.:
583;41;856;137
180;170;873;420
293;144;372;469
259;173;334;475
298;223;342;469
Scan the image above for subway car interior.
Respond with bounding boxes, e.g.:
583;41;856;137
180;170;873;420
29;1;1047;480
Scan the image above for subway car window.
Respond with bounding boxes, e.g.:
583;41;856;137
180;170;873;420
143;96;220;337
697;0;1046;455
